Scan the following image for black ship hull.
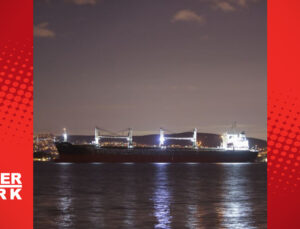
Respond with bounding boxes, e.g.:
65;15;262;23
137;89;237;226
55;142;259;163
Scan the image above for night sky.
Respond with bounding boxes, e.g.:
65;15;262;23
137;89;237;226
34;0;267;139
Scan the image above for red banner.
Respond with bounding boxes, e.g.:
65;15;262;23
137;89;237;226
268;0;300;228
0;0;33;228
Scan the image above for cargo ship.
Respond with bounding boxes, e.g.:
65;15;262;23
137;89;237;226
55;127;259;163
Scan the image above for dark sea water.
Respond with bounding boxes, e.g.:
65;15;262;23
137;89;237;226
34;162;267;229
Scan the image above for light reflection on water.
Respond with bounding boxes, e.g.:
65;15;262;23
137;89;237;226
220;164;255;229
34;163;267;229
57;165;74;229
122;168;136;228
153;164;172;229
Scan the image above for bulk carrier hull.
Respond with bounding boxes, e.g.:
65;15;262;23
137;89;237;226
55;142;259;163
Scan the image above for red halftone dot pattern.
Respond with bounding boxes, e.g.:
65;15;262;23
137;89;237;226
0;41;33;143
268;90;300;194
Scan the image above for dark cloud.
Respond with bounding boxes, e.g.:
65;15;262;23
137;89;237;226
34;22;55;38
214;2;236;12
172;9;205;24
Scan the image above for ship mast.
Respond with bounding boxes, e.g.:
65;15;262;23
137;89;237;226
63;128;68;142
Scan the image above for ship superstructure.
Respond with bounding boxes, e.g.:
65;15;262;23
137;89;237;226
221;131;249;150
